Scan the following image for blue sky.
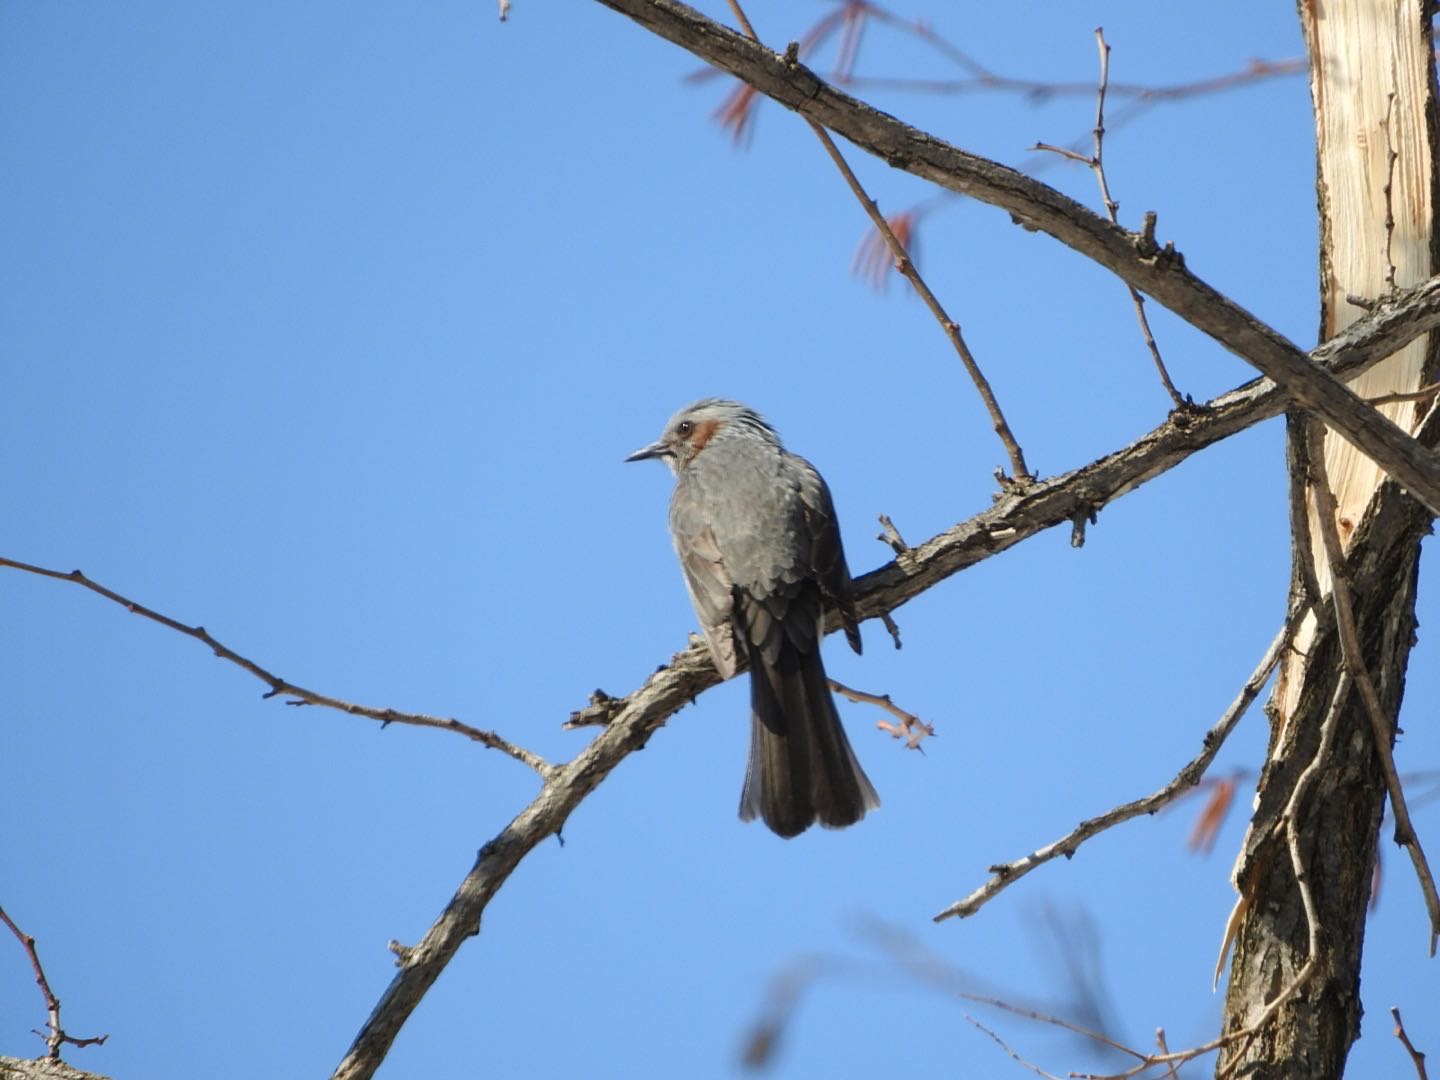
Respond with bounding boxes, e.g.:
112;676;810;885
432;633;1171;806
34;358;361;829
2;2;1436;1078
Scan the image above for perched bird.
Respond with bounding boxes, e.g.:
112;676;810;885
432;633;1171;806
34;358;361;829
627;398;879;838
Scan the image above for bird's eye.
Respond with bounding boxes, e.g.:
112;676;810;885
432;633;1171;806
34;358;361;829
677;420;694;436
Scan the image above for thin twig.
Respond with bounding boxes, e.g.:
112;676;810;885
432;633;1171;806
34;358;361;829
877;512;910;555
722;0;757;39
1392;1007;1430;1080
1155;1029;1180;1080
1367;380;1440;407
723;0;1033;486
1034;28;1185;409
963;1013;1065;1080
0;557;555;779
827;678;935;749
809;122;1032;485
1305;421;1440;954
0;905;109;1060
935;603;1307;921
863;922;1148;1064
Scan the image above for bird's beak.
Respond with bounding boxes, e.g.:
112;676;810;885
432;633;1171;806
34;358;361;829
625;440;669;463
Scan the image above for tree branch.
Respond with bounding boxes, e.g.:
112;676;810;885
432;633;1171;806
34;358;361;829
595;0;1440;512
1392;1007;1431;1080
0;558;554;779
0;906;109;1062
933;601;1309;922
726;0;1033;483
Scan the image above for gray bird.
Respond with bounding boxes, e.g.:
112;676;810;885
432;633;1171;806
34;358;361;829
627;398;879;838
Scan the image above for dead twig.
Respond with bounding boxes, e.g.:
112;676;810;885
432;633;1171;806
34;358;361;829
827;678;935;749
1034;28;1186;410
876;512;910;555
722;0;1033;488
0;557;555;779
1367;380;1440;407
935;603;1307;921
1392;1006;1430;1080
963;1013;1065;1080
0;906;109;1061
1155;1029;1180;1080
809;120;1033;487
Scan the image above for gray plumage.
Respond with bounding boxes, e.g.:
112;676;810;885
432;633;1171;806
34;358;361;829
627;398;879;838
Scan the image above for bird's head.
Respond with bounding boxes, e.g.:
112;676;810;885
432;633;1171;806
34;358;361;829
625;398;779;473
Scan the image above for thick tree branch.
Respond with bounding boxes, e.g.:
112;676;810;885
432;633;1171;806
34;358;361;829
596;0;1440;512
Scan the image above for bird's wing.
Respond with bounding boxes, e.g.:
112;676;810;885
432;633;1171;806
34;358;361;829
791;452;862;655
673;522;741;679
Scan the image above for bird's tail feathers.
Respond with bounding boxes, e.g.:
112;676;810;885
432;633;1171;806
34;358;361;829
740;641;879;838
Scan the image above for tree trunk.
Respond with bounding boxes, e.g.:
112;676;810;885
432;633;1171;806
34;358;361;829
1218;2;1439;1076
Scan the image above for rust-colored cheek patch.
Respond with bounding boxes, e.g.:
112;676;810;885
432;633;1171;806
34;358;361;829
689;418;721;453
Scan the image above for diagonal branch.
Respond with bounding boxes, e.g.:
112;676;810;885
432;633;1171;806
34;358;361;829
594;0;1440;514
933;601;1310;923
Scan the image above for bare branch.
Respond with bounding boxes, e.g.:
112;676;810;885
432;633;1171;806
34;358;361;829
724;0;1032;484
812;118;1033;484
1089;28;1186;410
827;678;935;749
1154;1029;1180;1080
1034;27;1185;408
0;906;109;1061
934;602;1307;922
1392;1007;1431;1080
962;1013;1065;1080
0;558;554;779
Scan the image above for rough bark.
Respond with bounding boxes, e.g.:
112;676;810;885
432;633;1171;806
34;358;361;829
1218;3;1439;1076
0;1058;110;1080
